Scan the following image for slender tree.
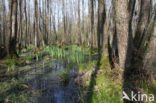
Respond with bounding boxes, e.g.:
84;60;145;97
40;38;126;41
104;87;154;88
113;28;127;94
9;0;18;57
24;0;28;47
34;0;38;47
90;0;94;48
78;0;81;44
97;0;106;53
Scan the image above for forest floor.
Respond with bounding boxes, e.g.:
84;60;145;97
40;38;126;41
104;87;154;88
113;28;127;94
0;45;156;103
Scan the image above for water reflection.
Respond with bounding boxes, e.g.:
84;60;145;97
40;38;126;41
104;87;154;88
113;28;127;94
19;60;79;103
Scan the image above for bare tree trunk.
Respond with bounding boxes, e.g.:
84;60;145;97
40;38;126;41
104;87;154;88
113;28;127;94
78;0;81;45
143;17;156;70
139;5;156;50
28;0;31;45
18;0;23;51
90;0;94;48
24;0;28;47
62;0;66;43
34;0;38;47
2;0;6;47
114;0;130;69
82;0;85;44
97;0;106;53
9;0;18;57
134;0;151;49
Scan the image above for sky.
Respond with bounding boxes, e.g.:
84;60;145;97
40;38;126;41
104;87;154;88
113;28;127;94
3;0;156;22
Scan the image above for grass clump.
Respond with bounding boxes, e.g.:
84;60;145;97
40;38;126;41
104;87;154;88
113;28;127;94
60;72;69;83
5;59;19;72
26;56;33;63
79;60;97;70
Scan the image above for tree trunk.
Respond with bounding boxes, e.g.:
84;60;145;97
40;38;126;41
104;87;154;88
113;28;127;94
24;0;28;47
143;8;156;70
102;20;108;57
134;0;151;49
18;0;23;51
97;0;106;53
2;0;6;47
114;0;130;69
34;0;38;47
78;0;81;45
90;0;94;48
9;0;18;58
62;0;66;43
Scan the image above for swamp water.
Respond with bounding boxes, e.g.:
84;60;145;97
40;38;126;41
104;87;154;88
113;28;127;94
17;59;80;103
0;46;96;103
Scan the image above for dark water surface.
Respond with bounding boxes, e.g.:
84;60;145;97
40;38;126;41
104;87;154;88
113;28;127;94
18;60;79;103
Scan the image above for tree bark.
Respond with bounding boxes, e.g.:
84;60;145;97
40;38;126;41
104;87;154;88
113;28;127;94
9;0;18;57
90;0;94;48
134;0;151;49
24;0;28;47
18;0;23;50
102;20;109;57
2;0;6;47
143;17;156;70
97;0;106;53
34;0;38;47
114;0;130;69
78;0;81;44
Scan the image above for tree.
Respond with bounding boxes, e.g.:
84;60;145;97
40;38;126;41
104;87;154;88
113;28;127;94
78;0;81;44
24;0;28;47
114;0;130;69
34;0;38;47
18;0;23;50
90;0;94;48
2;0;6;47
134;0;151;49
97;0;106;53
143;17;156;70
9;0;18;57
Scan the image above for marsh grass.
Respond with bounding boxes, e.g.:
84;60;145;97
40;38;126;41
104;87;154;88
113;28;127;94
44;45;93;64
59;71;69;83
79;60;97;70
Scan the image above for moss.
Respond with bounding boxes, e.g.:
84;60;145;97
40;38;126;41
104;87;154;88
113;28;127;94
89;69;123;103
79;58;123;103
100;56;111;70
